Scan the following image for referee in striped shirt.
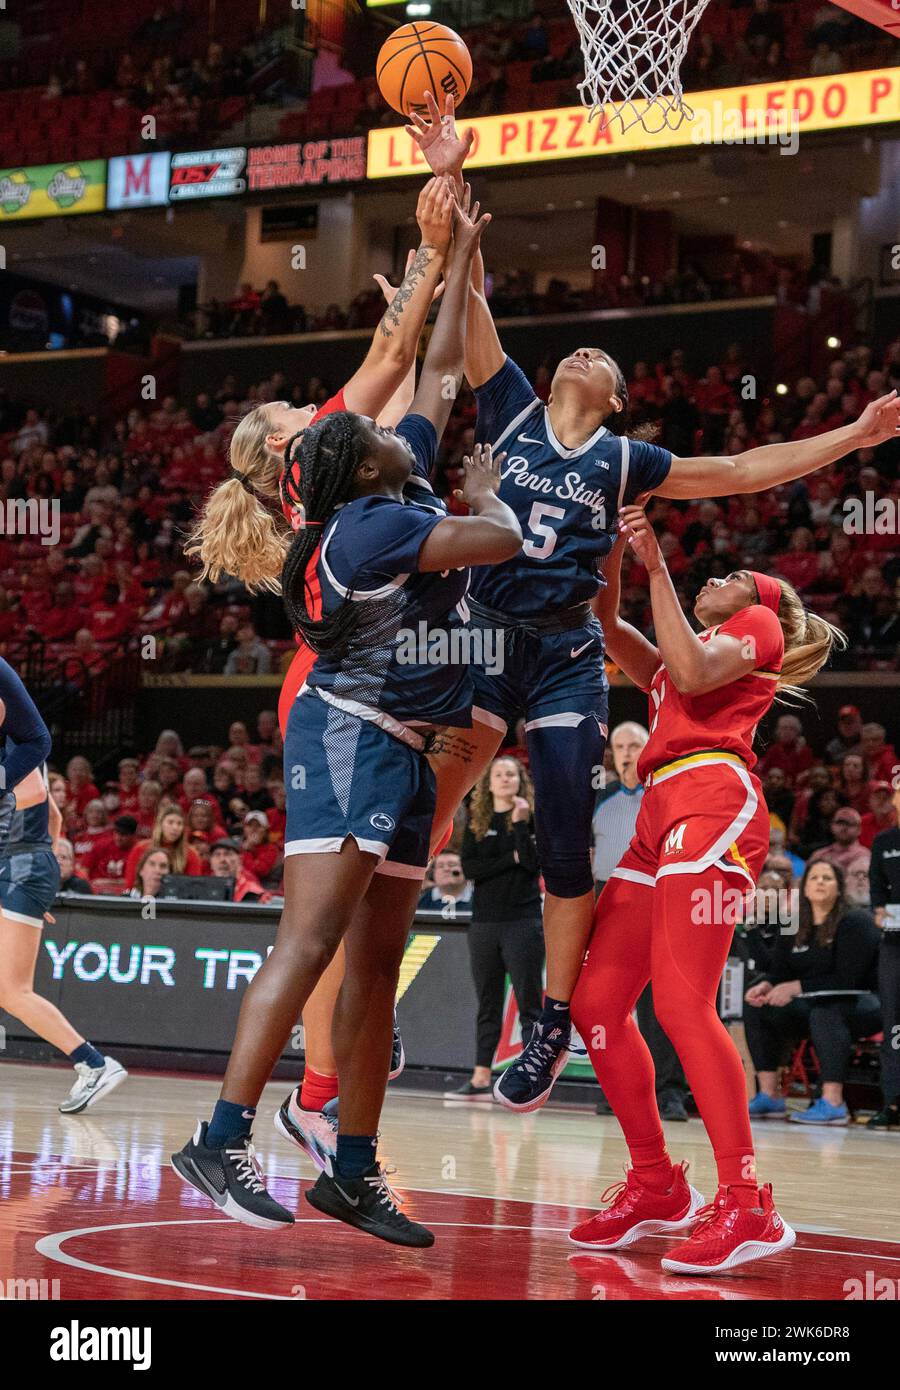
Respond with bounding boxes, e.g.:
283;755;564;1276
592;721;690;1122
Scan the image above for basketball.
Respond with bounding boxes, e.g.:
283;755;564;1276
376;21;472;119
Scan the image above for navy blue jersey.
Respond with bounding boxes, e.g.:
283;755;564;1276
0;658;52;848
306;413;473;727
473;357;672;617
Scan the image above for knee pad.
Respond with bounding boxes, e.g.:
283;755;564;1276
526;713;606;899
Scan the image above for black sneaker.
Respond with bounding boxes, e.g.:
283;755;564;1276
444;1080;493;1100
171;1121;294;1230
867;1103;900;1131
493;1020;570;1112
389;1010;405;1082
305;1163;434;1248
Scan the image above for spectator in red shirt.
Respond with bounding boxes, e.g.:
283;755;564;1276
89;581;135;645
861;723;898;785
88;814;140;891
41;581;83;641
133;779;162;836
72;799;111;873
758;714;816;787
208;837;272;903
65;755;101;816
179;766;217;813
186;798;228;844
860;782;897;849
241;811;280;885
153;728;190;772
773;527;819;592
124;805;203;890
114;758;142;815
265;780;286;840
837;752;871;815
157;756;184;802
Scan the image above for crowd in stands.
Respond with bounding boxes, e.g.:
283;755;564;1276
1;327;898;700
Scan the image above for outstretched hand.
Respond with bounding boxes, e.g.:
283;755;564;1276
853;389;900;448
455;442;506;509
373;248;445;305
618;504;664;573
404;90;475;182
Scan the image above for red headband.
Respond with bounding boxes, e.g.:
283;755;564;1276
750;571;781;615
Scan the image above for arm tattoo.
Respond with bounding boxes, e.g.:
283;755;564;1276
379;244;436;339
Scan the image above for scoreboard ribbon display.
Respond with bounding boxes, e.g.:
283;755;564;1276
0;160;106;220
169;147;248;200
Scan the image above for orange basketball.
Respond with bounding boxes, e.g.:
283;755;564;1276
376;21;472;119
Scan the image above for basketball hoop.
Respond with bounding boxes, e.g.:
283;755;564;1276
567;0;713;134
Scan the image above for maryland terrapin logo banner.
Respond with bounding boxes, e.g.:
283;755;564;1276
0;160;106;220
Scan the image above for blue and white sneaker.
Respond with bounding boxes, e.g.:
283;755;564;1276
493;1020;570;1112
389;1010;405;1081
748;1091;787;1119
274;1089;339;1172
788;1098;849;1126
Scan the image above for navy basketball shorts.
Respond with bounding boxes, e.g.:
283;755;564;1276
470;616;609;899
0;846;61;927
283;691;437;879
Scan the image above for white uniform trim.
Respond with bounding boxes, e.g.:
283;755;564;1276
0;906;44;928
525;712;608;736
654;757;758;881
374;859;427;880
490;396;542;452
319;527;408;602
304;683;428;752
617;435;630;511
284;834;388;860
609;865;656;889
544;407;608;459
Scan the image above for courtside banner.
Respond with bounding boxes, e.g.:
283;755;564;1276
0;160;106;220
367;66;900;177
107;151;171;209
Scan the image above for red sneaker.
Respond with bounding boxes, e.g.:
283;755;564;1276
569;1163;705;1250
660;1183;795;1274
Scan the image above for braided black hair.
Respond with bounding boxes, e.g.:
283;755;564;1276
280;413;373;655
604;353;658;442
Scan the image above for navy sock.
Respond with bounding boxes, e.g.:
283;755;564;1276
206;1100;256;1149
69;1041;104;1069
335;1134;377;1180
540;995;570;1027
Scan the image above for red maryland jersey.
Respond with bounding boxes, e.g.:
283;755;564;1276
637;605;784;780
277;388;347;736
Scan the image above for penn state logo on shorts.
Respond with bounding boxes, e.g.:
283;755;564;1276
370;812;396;833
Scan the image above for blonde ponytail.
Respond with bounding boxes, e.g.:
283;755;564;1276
772;579;846;703
186;402;291;592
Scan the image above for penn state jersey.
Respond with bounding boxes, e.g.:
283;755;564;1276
306;413;473;727
473;357;672;617
2;765;51;848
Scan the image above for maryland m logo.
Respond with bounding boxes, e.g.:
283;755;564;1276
663;823;687;855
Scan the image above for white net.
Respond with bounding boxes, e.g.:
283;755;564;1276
568;0;713;134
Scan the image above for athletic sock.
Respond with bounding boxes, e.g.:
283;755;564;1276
716;1147;760;1207
300;1065;339;1113
206;1100;256;1149
335;1134;377;1179
69;1041;104;1070
628;1131;675;1193
540;995;570;1028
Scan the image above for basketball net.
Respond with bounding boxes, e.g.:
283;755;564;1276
567;0;713;134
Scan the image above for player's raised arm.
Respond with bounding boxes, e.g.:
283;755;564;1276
409;191;490;435
418;443;522;571
619;505;766;696
655;391;900;500
592;529;660;690
342;177;453;418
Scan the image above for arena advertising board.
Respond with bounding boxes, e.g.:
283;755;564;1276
0;159;106;220
168;146;248;200
246;137;367;190
367;66;900;177
107;151;171;209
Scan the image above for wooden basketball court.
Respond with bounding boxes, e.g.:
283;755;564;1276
2;1061;898;1301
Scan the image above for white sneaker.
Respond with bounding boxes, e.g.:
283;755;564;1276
274;1087;337;1173
59;1057;128;1115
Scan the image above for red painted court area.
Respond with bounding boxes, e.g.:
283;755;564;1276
5;1152;898;1301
